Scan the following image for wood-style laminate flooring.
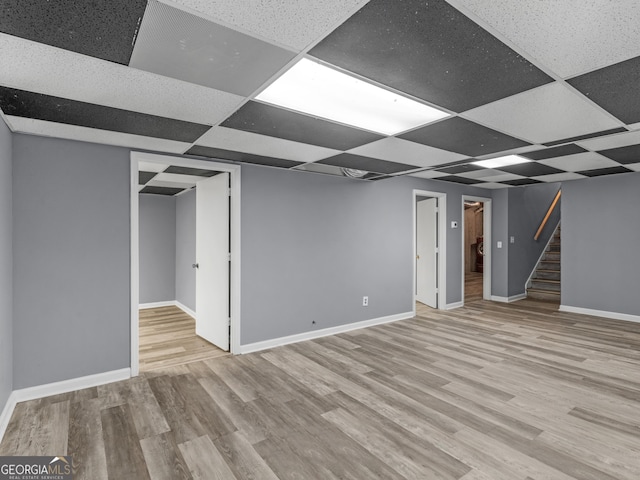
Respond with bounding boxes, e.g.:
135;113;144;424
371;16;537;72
2;299;640;479
139;306;229;372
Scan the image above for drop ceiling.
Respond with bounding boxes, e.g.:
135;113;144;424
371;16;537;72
1;0;640;188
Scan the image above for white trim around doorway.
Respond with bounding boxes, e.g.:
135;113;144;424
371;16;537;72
413;189;447;314
130;152;242;377
461;195;492;303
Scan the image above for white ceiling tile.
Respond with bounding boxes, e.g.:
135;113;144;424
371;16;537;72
475;182;511;190
153;173;209;184
0;33;243;126
457;170;524;182
196;127;339;162
475;144;543;159
7;116;190;153
538;152;620;172
410;170;449;179
348;137;468;168
463;82;621;144
161;0;369;51
138;161;168;173
576;129;640;151
451;0;640;78
625;162;640;172
147;179;196;189
531;172;586;183
457;170;527;183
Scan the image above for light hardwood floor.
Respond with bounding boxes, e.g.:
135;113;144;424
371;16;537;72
2;299;639;479
139;306;229;372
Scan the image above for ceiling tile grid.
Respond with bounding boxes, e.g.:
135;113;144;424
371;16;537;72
1;0;640;188
138;163;222;196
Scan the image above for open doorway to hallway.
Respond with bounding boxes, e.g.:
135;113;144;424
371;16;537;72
413;189;447;314
461;195;492;303
464;200;484;302
131;152;241;377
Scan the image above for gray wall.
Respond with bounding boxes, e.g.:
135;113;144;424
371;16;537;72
491;188;509;298
12;135;130;389
507;182;561;296
139;194;176;304
562;172;640;316
0;118;13;409
176;189;196;311
239;164;488;344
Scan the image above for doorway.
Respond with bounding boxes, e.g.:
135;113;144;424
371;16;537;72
413;190;447;313
130;152;241;377
461;195;492;303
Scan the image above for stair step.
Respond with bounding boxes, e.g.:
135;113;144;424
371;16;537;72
533;270;561;280
531;279;561;291
527;288;561;302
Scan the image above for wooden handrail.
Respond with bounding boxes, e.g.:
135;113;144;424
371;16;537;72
534;189;561;240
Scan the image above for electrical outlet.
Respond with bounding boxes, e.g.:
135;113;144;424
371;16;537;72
362;296;369;307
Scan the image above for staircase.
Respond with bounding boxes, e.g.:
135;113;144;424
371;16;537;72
527;224;561;302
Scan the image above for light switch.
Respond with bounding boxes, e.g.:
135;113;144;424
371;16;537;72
497;241;503;248
510;236;515;244
451;221;458;229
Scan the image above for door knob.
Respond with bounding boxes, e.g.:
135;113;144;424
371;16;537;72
192;263;199;269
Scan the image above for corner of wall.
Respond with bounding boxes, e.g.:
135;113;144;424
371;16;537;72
0;115;14;426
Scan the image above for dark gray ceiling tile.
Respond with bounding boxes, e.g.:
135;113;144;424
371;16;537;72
221;101;383;151
436;175;483;185
436;164;483;174
164;166;220;177
309;0;552;112
542;127;627;147
317;153;416;174
568;56;640;124
577;166;633;177
496;162;564;177
140;186;186;196
187;146;303;169
130;1;296;96
0;87;211;143
597;144;640;164
521;144;587;160
398;117;530;157
139;171;158;185
0;0;147;64
501;178;543;186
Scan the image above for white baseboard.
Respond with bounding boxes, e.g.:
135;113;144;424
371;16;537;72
443;301;463;310
0;368;130;444
139;300;196;320
13;368;131;404
175;301;196;319
239;311;414;355
491;293;527;303
559;305;640;324
0;391;18;444
139;300;175;309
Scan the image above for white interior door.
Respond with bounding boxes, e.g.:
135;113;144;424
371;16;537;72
416;198;438;308
196;172;230;350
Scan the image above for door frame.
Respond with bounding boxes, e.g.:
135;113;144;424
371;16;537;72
412;189;447;314
461;195;492;302
130;151;241;377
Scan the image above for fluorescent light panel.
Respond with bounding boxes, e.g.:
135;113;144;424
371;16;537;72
256;58;449;135
473;155;531;169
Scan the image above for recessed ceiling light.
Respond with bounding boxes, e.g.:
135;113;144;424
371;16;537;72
472;155;532;169
256;58;449;136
